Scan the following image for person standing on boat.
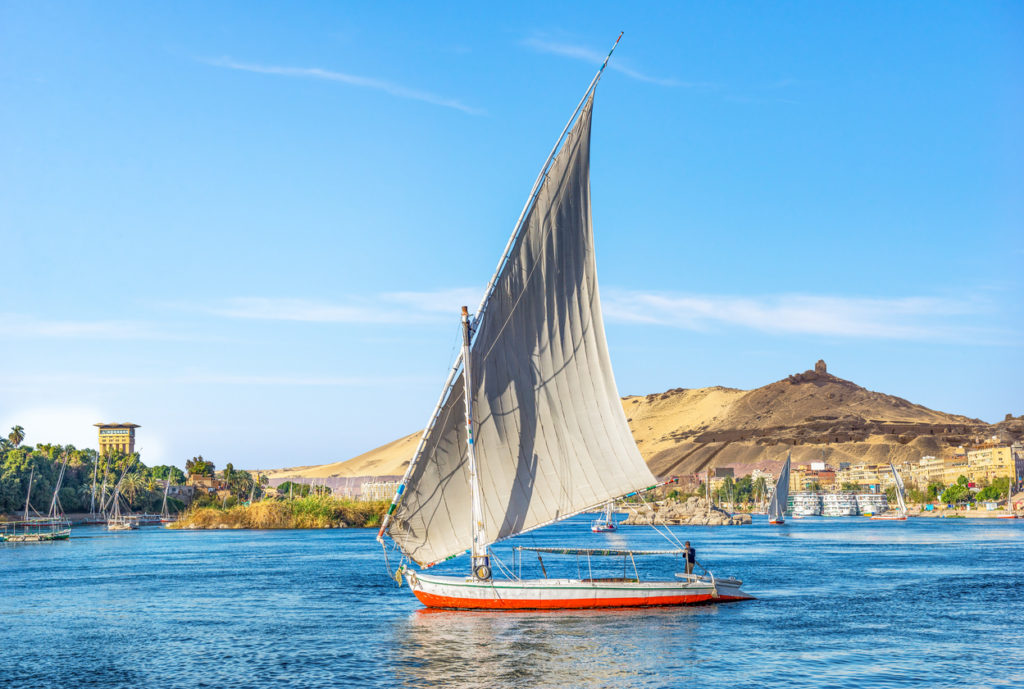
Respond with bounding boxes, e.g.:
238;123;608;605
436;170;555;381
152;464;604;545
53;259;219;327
684;541;696;576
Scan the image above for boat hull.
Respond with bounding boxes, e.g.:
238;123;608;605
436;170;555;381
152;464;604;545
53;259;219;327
3;529;71;542
407;572;752;610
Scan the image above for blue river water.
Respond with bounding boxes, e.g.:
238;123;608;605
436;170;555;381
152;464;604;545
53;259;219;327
2;515;1022;689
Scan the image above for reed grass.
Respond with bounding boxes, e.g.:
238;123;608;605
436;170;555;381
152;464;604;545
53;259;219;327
169;496;389;530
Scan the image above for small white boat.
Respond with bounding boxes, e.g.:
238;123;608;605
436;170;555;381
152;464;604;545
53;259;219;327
591;502;618;532
377;37;752;610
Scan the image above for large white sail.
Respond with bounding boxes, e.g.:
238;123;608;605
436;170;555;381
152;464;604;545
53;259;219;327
385;94;656;567
767;453;791;522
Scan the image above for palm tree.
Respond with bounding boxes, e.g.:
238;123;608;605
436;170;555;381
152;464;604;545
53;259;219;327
9;425;25;447
121;472;146;507
753;476;768;506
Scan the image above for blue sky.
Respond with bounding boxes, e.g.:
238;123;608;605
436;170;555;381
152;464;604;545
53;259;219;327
2;2;1021;470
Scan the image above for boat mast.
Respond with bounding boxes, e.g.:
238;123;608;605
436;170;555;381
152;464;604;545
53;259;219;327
375;32;625;560
161;478;170;518
48;453;70;519
461;306;490;580
89;456;98;515
23;466;35;520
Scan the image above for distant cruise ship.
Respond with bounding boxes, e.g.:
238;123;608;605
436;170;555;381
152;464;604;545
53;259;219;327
822;492;859;516
789;492;823;516
856;493;888;516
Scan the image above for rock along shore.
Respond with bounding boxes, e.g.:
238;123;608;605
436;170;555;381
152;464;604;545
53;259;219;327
622;496;752;526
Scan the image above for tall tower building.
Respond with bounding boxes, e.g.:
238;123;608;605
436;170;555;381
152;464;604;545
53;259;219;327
94;423;139;455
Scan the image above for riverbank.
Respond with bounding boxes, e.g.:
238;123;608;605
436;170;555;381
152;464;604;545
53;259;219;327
168;496;389;529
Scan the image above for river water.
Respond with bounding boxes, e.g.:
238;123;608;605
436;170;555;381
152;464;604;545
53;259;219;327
2;516;1021;689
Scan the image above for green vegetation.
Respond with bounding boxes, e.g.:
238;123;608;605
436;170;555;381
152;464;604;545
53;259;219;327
0;425;184;515
185;456;214;477
941;483;970;505
975;477;1010;502
170;495;388;529
274;480;328;499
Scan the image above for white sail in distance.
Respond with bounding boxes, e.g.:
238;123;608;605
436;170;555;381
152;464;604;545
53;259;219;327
767;453;792;522
890;462;907;515
385;93;656;568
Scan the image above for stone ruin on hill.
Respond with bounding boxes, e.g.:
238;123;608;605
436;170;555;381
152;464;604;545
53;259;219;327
815;359;827;374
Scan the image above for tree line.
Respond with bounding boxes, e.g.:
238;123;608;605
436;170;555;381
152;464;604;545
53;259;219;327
2;426;184;515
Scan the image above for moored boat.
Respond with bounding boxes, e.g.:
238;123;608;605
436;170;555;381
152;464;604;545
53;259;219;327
377;36;752;610
791;492;823;517
822;492;859;517
857;493;887;517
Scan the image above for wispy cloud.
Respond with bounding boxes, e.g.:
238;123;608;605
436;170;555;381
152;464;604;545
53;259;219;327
0;372;426;388
2;314;187;340
196;289;483;324
202;57;483;115
602;291;1002;343
522;36;707;88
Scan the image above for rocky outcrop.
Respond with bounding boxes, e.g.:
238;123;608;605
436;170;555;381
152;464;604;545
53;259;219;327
622;497;752;526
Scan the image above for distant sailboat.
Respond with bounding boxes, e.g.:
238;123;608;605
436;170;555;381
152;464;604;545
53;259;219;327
2;454;72;542
160;479;176;523
106;470;138;531
376;35;752;610
871;462;908;521
591;502;618;533
767;453;792;525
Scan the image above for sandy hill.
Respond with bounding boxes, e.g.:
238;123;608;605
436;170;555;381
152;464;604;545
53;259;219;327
266;361;1020;481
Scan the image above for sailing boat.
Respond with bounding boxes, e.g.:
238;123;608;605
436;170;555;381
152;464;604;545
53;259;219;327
590;502;618;533
2;456;72;542
106;471;138;531
767;453;792;525
160;478;176;523
376;36;751;610
871;462;908;520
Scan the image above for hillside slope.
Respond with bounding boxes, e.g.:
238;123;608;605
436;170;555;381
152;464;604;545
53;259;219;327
266;361;1018;480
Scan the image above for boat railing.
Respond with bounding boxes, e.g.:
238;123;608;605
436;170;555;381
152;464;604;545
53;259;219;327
513;547;689;584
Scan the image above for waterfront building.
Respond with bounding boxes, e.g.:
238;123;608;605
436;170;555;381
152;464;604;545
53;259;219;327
845;464;884;490
188;475;228;494
751;468;775;484
966;445;1016;485
919;455;946;484
94;422;139;455
789;466;836;491
361;481;400;502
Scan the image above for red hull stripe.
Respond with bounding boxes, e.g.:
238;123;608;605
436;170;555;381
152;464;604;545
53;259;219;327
414;590;752;610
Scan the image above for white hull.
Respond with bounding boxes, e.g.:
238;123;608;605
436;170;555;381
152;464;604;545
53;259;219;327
406;571;752;610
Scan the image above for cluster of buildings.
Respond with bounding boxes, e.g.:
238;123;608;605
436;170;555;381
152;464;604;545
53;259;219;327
788;440;1023;493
